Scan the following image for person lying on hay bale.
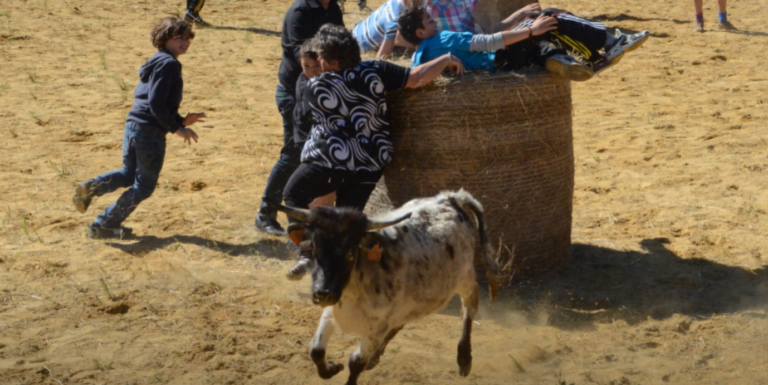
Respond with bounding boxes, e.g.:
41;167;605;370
72;18;205;239
282;24;465;280
398;7;650;81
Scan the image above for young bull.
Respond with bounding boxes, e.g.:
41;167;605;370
267;190;503;385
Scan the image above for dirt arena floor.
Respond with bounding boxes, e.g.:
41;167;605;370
1;0;768;383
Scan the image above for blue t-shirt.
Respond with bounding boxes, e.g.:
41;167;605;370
410;31;496;72
352;0;406;51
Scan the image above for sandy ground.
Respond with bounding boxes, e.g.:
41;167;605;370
1;0;768;384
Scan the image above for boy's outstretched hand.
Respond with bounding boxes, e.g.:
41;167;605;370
176;127;199;145
531;14;558;36
446;56;466;76
182;112;207;126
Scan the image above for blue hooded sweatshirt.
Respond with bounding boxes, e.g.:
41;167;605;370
126;50;184;134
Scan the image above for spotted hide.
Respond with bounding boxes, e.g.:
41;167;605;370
266;190;502;385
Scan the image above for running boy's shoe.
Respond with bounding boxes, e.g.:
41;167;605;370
73;180;96;214
545;54;594;82
359;3;372;11
695;23;705;32
88;224;133;239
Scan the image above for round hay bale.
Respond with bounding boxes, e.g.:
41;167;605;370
381;70;573;281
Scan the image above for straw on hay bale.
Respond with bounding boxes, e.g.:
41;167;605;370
367;70;573;282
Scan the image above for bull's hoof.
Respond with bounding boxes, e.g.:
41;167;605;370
318;361;344;379
458;362;472;377
457;341;472;377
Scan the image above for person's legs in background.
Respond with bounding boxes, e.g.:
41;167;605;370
255;83;303;235
184;0;208;25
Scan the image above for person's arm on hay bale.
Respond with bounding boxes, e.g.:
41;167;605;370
406;53;465;87
377;38;396;59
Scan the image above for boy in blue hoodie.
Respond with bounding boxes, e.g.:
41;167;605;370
72;18;206;239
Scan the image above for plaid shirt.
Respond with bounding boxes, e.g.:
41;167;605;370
426;0;478;33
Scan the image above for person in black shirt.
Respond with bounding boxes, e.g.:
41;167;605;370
72;18;205;239
282;24;465;280
255;0;345;236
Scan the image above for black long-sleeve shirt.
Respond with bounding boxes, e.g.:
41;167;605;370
292;73;312;146
277;0;343;93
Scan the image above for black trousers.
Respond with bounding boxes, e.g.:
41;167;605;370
187;0;205;13
283;162;382;222
494;8;608;70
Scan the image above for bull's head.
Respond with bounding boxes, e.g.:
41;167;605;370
265;198;410;307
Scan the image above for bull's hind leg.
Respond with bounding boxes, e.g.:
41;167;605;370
457;280;479;377
346;334;384;385
310;307;344;379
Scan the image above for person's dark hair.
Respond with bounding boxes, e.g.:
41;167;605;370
398;7;427;46
151;17;195;50
314;24;361;70
299;39;319;60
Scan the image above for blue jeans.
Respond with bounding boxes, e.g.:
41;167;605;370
258;83;302;219
92;121;166;227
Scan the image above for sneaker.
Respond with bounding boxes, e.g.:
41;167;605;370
545;54;593;82
183;10;208;26
718;21;737;31
73;180;96;214
611;29;650;53
286;238;300;253
254;215;286;236
695;23;705;32
88;224;133;239
287;253;312;281
359;3;372;11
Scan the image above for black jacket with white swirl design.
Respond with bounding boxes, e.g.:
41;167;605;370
301;60;410;172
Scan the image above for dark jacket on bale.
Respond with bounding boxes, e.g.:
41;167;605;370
127;50;185;134
277;0;343;94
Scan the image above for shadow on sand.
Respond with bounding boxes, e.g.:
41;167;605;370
208;25;281;37
105;235;293;261
481;238;768;330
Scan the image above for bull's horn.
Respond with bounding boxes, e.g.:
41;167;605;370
366;212;412;231
263;197;310;223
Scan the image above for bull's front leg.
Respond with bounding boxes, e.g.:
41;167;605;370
457;280;479;377
310;307;344;379
345;335;382;385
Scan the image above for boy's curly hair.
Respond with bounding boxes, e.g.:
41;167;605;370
398;7;427;46
151;17;195;50
314;24;361;70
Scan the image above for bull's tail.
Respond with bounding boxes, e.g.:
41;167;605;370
446;190;505;302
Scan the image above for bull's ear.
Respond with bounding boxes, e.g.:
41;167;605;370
286;222;307;247
359;232;386;261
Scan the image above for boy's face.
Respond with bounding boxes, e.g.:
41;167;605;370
301;56;322;78
165;35;191;57
417;13;438;40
